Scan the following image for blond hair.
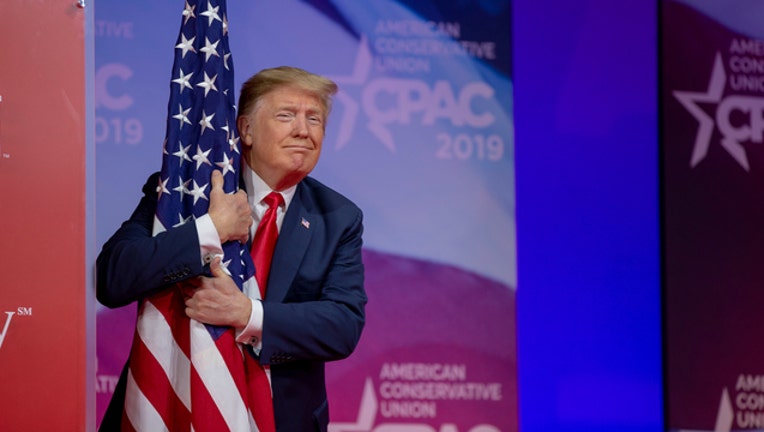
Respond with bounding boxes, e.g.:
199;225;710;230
237;66;339;121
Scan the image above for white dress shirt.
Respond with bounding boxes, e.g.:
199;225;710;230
193;165;296;350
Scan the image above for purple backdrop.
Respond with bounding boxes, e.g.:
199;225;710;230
94;1;515;430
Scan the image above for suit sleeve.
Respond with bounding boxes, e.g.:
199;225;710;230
96;172;205;308
260;206;367;364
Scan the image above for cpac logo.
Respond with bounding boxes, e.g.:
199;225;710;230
673;52;764;172
330;36;496;153
95;63;134;111
329;378;499;432
714;375;764;430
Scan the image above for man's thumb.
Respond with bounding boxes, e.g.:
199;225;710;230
210;256;225;276
210;169;223;191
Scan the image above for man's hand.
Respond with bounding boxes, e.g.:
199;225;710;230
208;170;251;244
181;257;252;328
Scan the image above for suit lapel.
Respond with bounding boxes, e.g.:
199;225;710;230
265;183;314;302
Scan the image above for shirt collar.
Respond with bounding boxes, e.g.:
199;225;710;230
242;164;297;210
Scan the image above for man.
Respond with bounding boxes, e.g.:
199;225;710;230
97;66;367;431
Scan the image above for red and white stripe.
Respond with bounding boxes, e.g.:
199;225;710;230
123;280;267;431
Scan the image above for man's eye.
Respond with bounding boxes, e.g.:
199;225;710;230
308;116;322;125
276;113;293;120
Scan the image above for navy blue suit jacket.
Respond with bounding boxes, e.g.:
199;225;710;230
97;172;367;431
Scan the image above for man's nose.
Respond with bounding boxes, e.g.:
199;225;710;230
292;115;309;137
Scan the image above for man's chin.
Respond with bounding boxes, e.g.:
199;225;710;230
287;155;317;173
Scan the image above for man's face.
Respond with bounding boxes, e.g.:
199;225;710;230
239;86;326;190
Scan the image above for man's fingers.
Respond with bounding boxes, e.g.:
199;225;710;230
235;189;249;201
209;256;226;277
210;169;223;191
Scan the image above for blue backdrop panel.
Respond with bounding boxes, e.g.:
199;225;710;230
515;1;662;431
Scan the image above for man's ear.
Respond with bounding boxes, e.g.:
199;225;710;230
237;115;251;146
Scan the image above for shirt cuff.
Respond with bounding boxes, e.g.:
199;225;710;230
195;214;223;266
235;298;264;350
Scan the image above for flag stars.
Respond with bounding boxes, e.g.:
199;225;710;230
200;1;221;26
221;259;233;276
159;0;246;280
223;121;240;153
172;69;194;93
229;134;240;154
173;177;191;201
182;0;196;25
197;72;218;96
199;110;215;135
223;52;231;71
200;37;220;62
173;143;193;166
173;213;193;228
188;180;209;205
239;250;247;278
173;104;192;128
215;152;235;176
157;176;171;196
175;33;196;58
193;145;212;169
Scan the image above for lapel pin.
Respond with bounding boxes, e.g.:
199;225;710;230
301;217;310;229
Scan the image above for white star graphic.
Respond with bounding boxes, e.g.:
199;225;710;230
200;1;221;26
200;37;220;62
714;387;733;432
199;110;215;135
673;52;728;168
222;13;229;36
175;33;196;58
172;143;192;166
327;378;377;432
173;104;192;129
193;145;212;169
327;35;396;153
172;68;194;94
182;0;196;25
197;72;218;96
188;180;209;205
215;152;235;176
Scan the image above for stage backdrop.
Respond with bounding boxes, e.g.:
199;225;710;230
663;1;764;430
94;1;515;430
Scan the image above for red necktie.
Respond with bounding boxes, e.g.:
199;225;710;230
251;191;284;298
245;191;282;432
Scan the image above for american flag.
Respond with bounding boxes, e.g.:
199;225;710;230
123;1;270;430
